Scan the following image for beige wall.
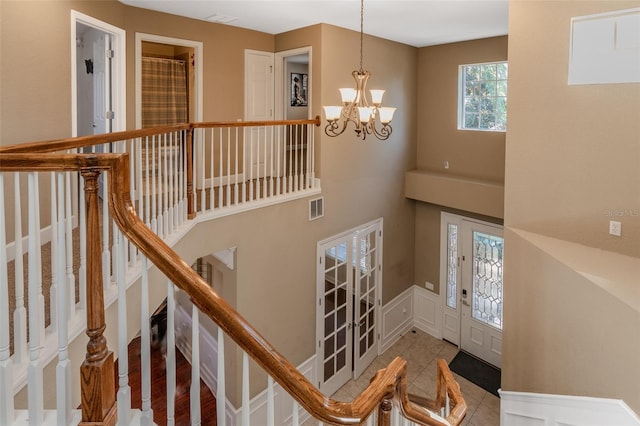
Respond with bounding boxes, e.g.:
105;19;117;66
504;1;640;257
417;36;507;183
2;2;418;400
412;37;508;294
503;0;640;412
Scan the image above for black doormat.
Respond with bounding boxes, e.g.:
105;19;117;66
449;351;501;397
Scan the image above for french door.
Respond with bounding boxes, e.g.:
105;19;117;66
441;213;503;368
316;220;382;395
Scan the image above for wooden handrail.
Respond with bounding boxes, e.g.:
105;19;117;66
0;117;321;154
0;148;465;426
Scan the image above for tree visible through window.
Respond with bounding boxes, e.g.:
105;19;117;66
458;62;508;131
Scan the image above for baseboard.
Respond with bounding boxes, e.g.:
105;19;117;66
500;390;640;426
412;285;442;339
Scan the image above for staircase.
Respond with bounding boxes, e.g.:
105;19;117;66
0;120;467;426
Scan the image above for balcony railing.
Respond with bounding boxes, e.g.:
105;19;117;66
0;119;466;426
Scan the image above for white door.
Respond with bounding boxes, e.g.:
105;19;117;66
353;224;381;379
460;222;503;368
317;235;353;396
317;220;382;395
244;50;274;179
441;213;503;368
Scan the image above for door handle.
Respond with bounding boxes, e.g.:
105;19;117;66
462;300;470;307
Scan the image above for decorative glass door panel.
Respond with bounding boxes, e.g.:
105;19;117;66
460;222;503;368
471;231;503;330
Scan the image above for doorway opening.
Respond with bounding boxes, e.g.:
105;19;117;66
316;219;382;395
275;47;311;120
71;10;126;137
440;212;504;368
135;33;203;128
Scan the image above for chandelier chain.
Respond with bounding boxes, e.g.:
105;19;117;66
360;0;364;72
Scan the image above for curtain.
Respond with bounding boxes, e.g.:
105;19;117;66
141;57;188;128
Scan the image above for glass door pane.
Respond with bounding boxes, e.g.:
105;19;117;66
471;231;504;330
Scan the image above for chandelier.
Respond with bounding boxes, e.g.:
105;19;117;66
323;0;396;141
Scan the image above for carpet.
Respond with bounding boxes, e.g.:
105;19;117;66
449;351;501;397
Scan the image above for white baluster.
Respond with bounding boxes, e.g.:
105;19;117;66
248;128;254;202
144;136;151;228
269;126;274;196
117;233;132;426
310;123;316;188
190;306;201;425
241;128;247;203
267;376;275;426
13;173;27;363
162;133;169;238
218;128;223;208
287;125;293;193
49;173;58;330
166;281;176;426
168;133;175;235
27;172;44;424
291;400;299;426
209;129;214;212
56;172;72;425
445;391;450;417
201;128;208;213
225;128;231;207
65;173;76;318
234;128;239;205
242;351;250;426
129;138;138;267
216;327;226;426
0;174;15;425
151;136;158;233
140;250;153;425
78;173;87;312
276;125;282;196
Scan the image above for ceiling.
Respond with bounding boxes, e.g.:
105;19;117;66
119;0;509;48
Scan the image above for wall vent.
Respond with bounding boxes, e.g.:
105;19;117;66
309;197;324;221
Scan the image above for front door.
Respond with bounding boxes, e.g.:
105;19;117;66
460;222;503;368
441;213;503;368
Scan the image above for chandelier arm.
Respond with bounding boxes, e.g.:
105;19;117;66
371;121;392;140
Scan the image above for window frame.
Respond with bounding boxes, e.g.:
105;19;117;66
457;60;508;133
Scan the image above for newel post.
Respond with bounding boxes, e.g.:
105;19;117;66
79;169;117;426
186;127;196;219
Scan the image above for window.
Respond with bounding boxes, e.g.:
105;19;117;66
458;61;508;131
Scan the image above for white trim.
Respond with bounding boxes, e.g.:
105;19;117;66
135;33;204;127
413;286;442;339
71;10;126;136
380;286;414;353
500;390;640;426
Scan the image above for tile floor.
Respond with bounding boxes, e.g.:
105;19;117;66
305;328;500;425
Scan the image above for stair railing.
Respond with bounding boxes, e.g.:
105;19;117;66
0;121;466;426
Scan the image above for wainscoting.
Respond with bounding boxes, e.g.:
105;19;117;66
500;391;640;426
